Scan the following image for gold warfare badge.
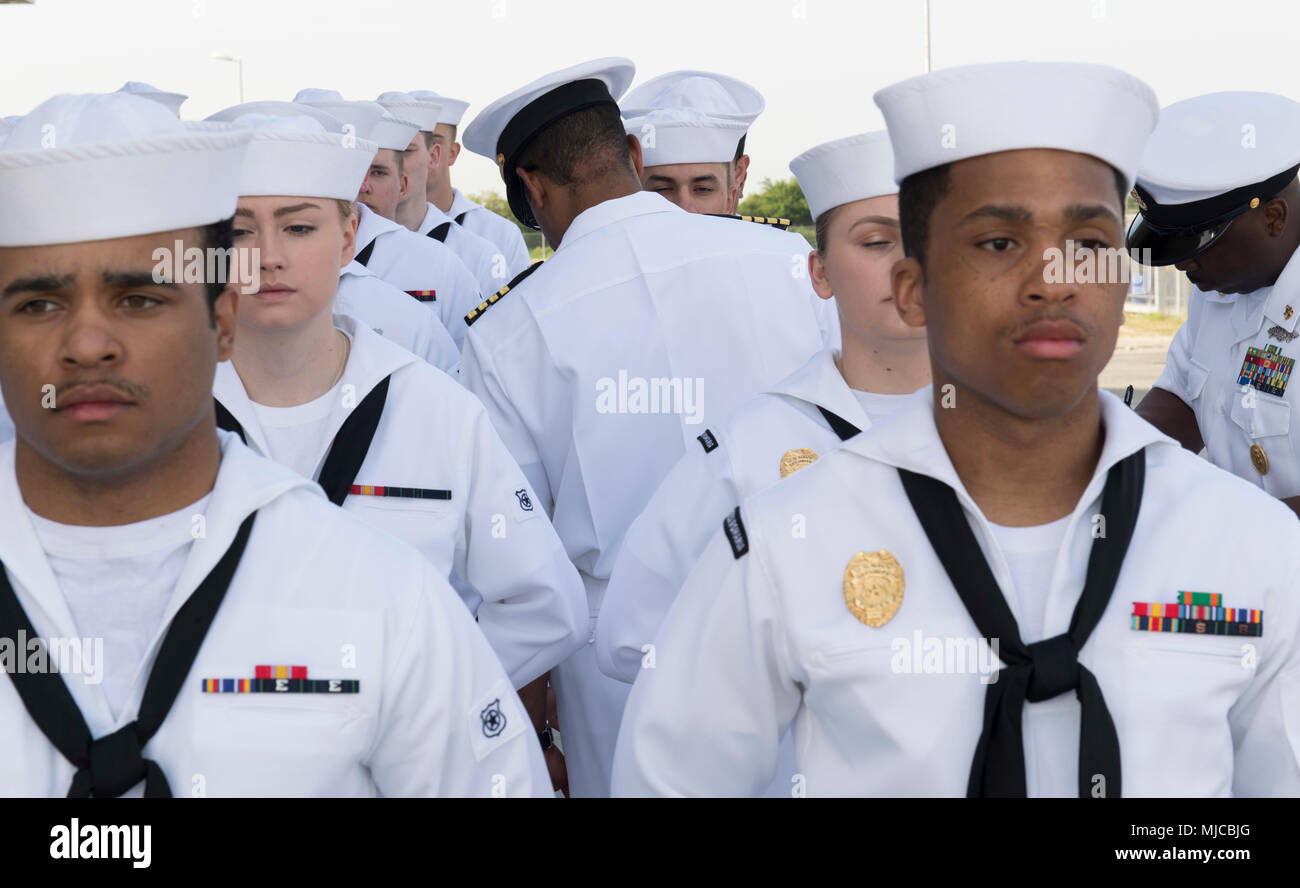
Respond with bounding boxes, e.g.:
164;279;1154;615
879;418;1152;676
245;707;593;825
843;550;904;628
779;447;818;478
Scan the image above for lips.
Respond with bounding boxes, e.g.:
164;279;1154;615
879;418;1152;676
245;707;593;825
254;283;296;300
1013;319;1086;360
55;384;135;422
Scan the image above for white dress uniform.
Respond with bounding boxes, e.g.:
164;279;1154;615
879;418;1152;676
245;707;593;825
447;187;532;279
417;201;511;296
612;388;1300;797
598;347;908;684
214;315;587;688
352;203;482;350
1127;92;1300;499
0;434;551;797
336;260;461;375
1156;252;1300;497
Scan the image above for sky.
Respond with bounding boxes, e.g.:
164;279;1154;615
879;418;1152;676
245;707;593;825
2;0;1299;199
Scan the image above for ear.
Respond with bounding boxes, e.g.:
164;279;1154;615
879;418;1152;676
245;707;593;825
809;250;834;301
398;171;409;203
891;255;927;328
1265;196;1290;237
339;211;358;268
448;142;461;166
626;133;644;179
426;141;439;172
214;283;239;362
517;167;547;216
733;154;751;200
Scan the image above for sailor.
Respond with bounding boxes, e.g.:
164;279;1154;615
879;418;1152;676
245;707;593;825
459;57;828;797
292;89;483;349
208;111;586;752
1128;92;1300;516
599;131;928;702
206;100;461;374
620;70;839;348
378;91;511;296
412;89;532;278
613;61;1300;797
0;92;549;796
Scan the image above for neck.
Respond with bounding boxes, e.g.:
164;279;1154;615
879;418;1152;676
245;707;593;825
551;173;640;246
933;378;1104;527
836;324;931;395
430;177;454;214
396;196;428;232
232;312;347;407
15;418;222;526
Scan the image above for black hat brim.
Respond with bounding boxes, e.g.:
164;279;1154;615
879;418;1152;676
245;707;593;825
1126;212;1235;267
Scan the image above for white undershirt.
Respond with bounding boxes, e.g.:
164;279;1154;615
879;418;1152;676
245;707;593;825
850;389;910;419
986;514;1072;642
250;383;340;481
27;494;211;719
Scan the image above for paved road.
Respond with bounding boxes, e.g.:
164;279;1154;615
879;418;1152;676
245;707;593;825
1100;331;1171;406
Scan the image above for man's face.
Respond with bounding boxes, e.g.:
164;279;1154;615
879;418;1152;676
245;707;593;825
641;162;736;215
0;227;235;480
1173;205;1277;295
358;148;406;220
894;149;1127;420
400;134;433;214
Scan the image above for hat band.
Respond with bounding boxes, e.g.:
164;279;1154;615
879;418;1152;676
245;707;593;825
1135;164;1299;232
495;78;616;178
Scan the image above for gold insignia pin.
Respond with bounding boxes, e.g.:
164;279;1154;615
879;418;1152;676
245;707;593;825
1251;443;1269;476
779;448;818;478
497;153;506;176
843;550;905;628
1250;197;1261;209
1286;305;1294;320
1130;187;1148;212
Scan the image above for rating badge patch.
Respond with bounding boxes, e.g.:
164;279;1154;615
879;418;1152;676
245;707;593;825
1238;344;1295;397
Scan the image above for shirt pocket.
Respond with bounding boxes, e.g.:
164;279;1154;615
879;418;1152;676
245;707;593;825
1185;358;1211;402
1230;388;1291;440
346;493;461;575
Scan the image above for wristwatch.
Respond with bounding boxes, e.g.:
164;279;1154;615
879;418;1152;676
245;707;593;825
538;722;554;751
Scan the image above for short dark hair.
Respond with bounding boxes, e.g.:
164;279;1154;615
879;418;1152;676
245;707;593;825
420;130;434;150
733;133;746;163
446;123;458;143
201;216;234;323
517;103;633;186
897;160;1129;266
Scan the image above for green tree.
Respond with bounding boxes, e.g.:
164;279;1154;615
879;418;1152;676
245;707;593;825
738;177;812;225
467;190;530;235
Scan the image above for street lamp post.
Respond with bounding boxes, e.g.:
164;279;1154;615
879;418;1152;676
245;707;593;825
211;53;244;103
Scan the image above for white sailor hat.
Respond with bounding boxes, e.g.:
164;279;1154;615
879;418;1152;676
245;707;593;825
208;100;344;131
620;70;764;127
463;57;635;229
0;115;20;146
623;107;748;167
116;80;188;117
408;90;470;127
789;131;897;221
215;108;376;200
0;92;250;247
1127;91;1300;266
874;61;1157;189
293;90;418;151
376;91;444;133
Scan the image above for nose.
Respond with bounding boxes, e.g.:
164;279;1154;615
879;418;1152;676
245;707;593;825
60;303;123;370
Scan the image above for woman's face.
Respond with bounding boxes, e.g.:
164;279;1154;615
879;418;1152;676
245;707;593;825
810;194;925;346
231;196;354;333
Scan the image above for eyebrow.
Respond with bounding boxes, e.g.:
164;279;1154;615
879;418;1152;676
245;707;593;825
234;202;322;218
849;215;899;229
963;204;1033;224
644;175;681;186
2;273;74;299
1063;203;1121;224
102;271;182;289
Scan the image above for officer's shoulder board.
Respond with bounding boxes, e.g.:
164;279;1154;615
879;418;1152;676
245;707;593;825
464;259;544;327
706;213;792;230
723;506;748;559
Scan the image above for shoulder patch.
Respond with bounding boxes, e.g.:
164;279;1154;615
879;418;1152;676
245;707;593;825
723;506;749;559
697;428;719;453
464;259;544;327
707;213;791;230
